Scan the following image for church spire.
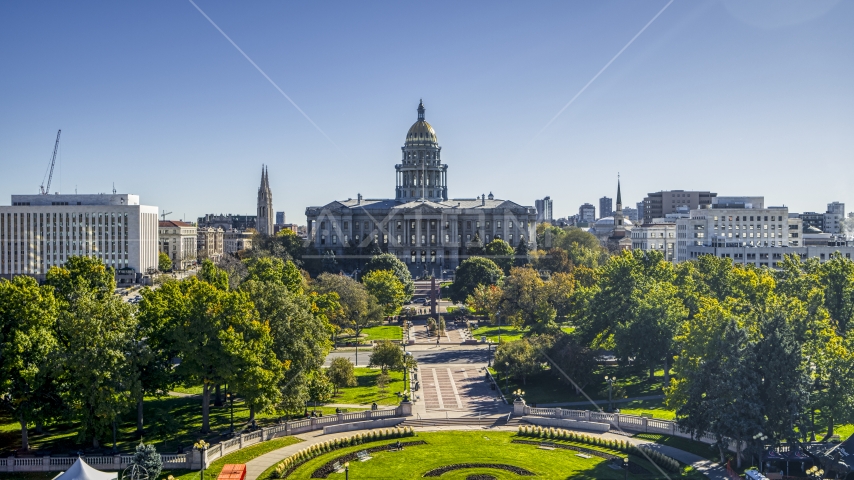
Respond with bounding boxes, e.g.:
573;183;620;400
616;174;622;208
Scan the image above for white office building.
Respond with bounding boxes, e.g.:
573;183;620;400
159;221;197;270
1;194;159;281
824;201;845;234
631;219;677;262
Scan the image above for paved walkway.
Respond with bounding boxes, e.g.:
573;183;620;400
416;364;506;415
243;422;728;480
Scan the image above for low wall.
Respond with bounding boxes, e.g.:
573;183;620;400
0;407;406;473
522;416;610;433
322;418;405;435
517;403;739;452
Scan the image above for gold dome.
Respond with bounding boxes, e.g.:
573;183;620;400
405;100;438;146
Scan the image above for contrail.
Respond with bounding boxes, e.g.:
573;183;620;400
187;0;339;149
531;0;675;143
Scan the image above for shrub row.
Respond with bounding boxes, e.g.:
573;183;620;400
273;427;415;478
516;426;680;473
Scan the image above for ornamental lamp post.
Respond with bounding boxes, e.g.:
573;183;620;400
227;390;235;433
344;461;350;480
605;376;616;412
806;466;824;479
622;458;629;480
194;440;210;480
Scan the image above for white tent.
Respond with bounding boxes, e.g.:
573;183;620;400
53;458;118;480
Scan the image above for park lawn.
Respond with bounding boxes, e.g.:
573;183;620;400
164;435;301;480
264;431;704;480
491;364;669;405
0;394;285;455
359;325;402;341
471;325;525;343
592;399;676;420
328;368;405;406
171;384;204;395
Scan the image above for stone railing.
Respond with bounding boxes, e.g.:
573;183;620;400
0;405;408;473
514;400;737;452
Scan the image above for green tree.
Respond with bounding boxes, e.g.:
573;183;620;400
754;310;810;444
306;370;333;408
544;333;597;395
54;291;139;447
494;338;539;385
0;276;60;450
131;442;163;480
362;270;406;316
327;357;357;395
514;239;530;267
198;259;229;290
364;253;415;301
240;278;332;413
500;266;556;333
369;340;404;374
46;256;116;304
613;281;686;382
536;248;573;275
466;233;484;256
313;273;383;343
818;252;854;334
484;239;515;274
450;257;503;304
158;252;172;272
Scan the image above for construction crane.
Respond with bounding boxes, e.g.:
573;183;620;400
40;130;62;195
160;211;173;221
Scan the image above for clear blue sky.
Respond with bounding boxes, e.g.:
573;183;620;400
1;1;852;222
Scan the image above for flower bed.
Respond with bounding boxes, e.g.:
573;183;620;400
516;425;680;473
422;464;536;477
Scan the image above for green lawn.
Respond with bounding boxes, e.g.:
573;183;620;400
359;325;403;341
582;399;676;420
328;368;405;406
262;431;704;480
163;436;302;480
0;393;286;455
471;325;525;343
491;364;668;405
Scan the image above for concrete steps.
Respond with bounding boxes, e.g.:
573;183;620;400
401;416;523;429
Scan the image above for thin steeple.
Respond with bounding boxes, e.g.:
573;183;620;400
616;175;622;207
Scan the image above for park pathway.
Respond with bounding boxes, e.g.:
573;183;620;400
243;424;728;480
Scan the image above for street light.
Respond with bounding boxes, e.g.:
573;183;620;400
621;458;629;480
605;376;616;412
344;461;350;480
806;466;824;479
513;389;525;402
193;440;210;480
227;390;235;433
404;352;412;397
752;432;768;470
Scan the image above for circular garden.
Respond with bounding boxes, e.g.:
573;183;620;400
260;427;705;479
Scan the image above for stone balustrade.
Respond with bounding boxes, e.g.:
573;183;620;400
0;405;407;473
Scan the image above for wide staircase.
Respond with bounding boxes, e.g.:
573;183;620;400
401;415;525;429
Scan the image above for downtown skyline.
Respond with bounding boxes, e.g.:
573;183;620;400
1;0;852;221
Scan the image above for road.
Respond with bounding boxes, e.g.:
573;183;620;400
325;343;492;367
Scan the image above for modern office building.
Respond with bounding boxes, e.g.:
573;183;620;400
642;190;717;223
1;193;158;281
599;196;613;219
673;199;829;266
636;201;645;223
799;212;825;232
578;203;596;223
825;201;845;234
622;206;639;222
535;196;553;224
275;211;286;226
305;101;537;276
159;221;197;270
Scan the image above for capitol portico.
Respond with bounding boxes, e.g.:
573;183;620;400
305;101;537;276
